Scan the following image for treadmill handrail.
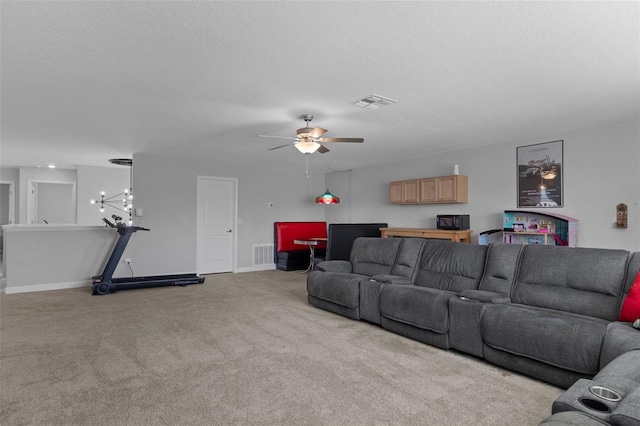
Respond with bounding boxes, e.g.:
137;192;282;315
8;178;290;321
102;217;150;232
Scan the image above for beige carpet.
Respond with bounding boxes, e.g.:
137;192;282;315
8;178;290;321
0;270;561;425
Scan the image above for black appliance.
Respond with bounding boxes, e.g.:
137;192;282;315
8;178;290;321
436;214;470;230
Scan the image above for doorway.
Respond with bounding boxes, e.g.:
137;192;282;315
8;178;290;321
196;176;236;274
0;181;15;254
27;180;76;224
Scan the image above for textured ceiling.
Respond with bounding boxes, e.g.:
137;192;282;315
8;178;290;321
1;1;638;172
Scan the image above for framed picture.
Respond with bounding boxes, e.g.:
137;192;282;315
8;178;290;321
517;140;563;208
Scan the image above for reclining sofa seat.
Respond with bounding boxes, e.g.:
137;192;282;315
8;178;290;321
448;243;525;357
379;239;488;350
481;244;636;389
307;237;426;320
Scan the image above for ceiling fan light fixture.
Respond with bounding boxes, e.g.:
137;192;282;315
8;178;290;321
315;189;340;204
295;140;321;154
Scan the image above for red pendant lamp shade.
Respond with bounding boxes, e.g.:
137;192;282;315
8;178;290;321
315;189;340;204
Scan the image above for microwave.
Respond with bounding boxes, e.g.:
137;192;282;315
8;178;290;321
436;215;470;230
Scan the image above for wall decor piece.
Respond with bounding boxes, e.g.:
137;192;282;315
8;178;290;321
517;140;563;207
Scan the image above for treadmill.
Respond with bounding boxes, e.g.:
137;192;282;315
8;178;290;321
92;216;204;295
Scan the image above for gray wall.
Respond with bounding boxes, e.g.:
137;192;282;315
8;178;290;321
1;168;20;223
17;167;77;224
77;165;131;226
103;119;640;277
127;154;327;275
34;182;76;224
325;119;640;251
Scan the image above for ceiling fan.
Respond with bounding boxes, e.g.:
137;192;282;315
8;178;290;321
258;114;364;154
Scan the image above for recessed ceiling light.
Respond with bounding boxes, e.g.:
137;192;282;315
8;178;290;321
48;164;56;169
353;94;398;109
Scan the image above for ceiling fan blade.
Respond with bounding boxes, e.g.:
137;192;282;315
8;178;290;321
320;137;364;143
258;135;296;140
267;144;290;151
308;127;328;138
317;145;330;154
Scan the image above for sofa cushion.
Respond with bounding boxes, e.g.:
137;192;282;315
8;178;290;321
482;304;608;375
315;260;352;273
306;271;366;308
379;285;455;334
479;243;524;295
413;240;487;293
389;237;427;280
350;237;402;277
620;271;640;322
513;245;630;321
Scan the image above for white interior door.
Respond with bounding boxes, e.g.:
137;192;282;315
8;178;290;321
197;176;236;274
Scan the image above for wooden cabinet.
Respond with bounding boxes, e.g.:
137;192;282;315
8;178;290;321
421;175;468;203
419;178;437;203
389;179;420;204
389;181;403;204
390;175;467;204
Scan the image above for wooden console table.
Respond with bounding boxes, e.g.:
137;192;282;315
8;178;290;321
380;228;472;243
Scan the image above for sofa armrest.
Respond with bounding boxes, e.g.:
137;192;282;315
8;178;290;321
600;322;640;369
459;289;511;304
611;387;640;426
315;260;352;273
369;274;413;285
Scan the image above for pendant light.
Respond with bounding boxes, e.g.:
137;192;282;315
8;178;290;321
315;189;340;204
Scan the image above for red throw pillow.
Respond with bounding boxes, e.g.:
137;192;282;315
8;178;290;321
619;271;640;322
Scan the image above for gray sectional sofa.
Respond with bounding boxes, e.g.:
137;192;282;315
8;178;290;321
306;237;640;425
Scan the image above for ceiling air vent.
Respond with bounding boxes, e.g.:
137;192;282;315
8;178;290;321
353;94;398;109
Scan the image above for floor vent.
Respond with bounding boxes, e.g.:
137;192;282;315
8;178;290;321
253;243;274;266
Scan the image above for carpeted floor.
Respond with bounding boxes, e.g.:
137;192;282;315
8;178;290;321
0;270;561;425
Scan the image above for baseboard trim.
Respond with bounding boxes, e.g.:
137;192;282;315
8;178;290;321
3;280;90;294
234;264;276;273
3;267;279;294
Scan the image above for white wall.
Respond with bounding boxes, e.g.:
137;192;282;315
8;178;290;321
121;119;640;279
2;225;117;293
325;119;640;251
34;182;76;224
1;168;19;221
17;167;77;224
125;154;328;275
77;165;131;225
0;168;19;220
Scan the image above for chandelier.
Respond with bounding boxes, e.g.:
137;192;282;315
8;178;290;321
90;159;134;223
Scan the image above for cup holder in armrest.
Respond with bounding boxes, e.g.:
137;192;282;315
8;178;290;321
579;397;611;413
589;385;622;402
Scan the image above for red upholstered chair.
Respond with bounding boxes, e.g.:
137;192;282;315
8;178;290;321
274;222;327;271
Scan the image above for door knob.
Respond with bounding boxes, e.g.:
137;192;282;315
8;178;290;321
226;229;232;233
